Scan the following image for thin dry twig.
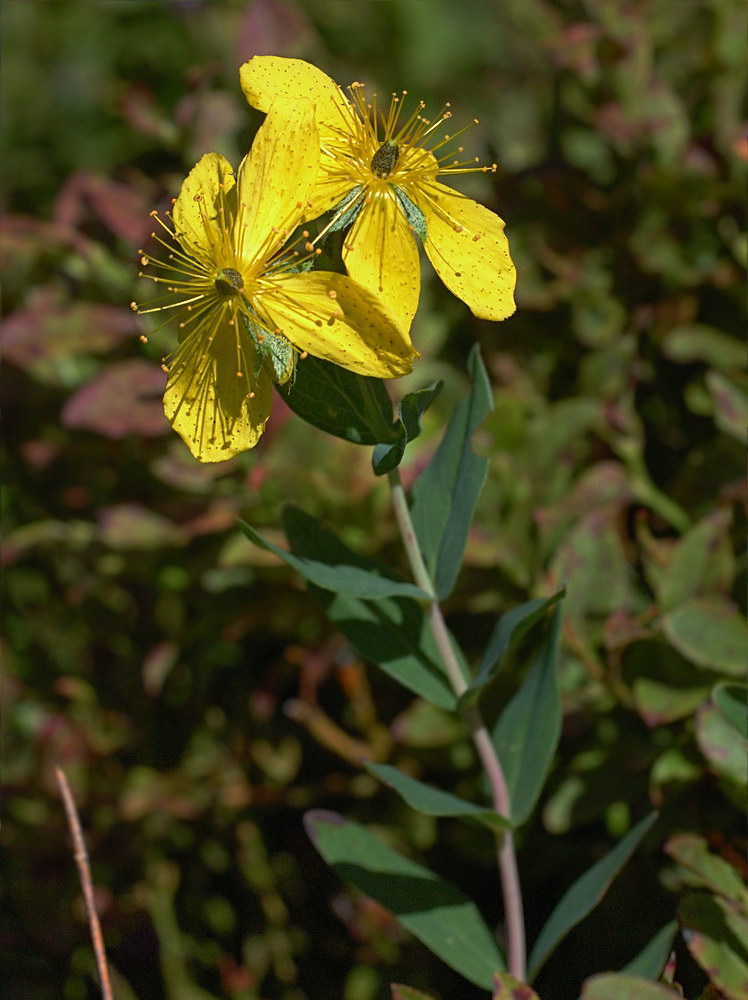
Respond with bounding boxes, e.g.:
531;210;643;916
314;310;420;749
55;765;114;1000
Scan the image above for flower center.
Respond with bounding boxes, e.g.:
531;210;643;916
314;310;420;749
214;267;244;295
370;140;399;177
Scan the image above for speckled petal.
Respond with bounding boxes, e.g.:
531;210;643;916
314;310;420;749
255;271;418;378
172;153;237;265
240;56;351;133
304;165;357;222
343;190;420;329
419;181;516;321
234;98;319;265
164;307;272;462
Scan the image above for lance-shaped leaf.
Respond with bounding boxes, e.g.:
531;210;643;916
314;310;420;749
239;509;429;601
410;345;492;599
278;353;396;444
620;921;678;979
314;589;457;708
492;607;563;826
281;508;457;708
305;810;505;988
527;813;658;981
372;381;443;476
462;591;565;706
364;762;508;832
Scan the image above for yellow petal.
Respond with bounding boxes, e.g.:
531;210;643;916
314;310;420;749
240;56;351;133
234;98;319;265
419;181;516;321
305;167;357;222
343;189;421;329
164;309;272;462
255;271;418;378
172;153;237;264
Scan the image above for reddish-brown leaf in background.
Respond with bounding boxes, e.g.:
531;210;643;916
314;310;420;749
3;291;139;375
62;359;168;438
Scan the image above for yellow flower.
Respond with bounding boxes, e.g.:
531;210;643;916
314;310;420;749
240;57;516;328
133;98;417;463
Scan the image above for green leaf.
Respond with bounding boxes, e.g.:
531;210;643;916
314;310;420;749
620;921;678;979
305;810;505;988
712;682;748;737
629;645;714;726
462;591;565;705
238;511;428;601
662;325;745;371
315;590;457;708
550;508;632;621
364;762;508;831
705;370;748;442
410;345;492;599
678;891;748;1000
665;834;748;907
658;509;734;611
527;813;658;980
492;607;563;826
580;973;683;999
661;598;748;677
696;702;748;791
372;381;443;476
278;354;395;445
281;507;457;708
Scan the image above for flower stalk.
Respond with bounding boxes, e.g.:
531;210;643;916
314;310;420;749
387;467;527;981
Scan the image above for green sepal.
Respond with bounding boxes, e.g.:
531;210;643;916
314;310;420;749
372;381;443;476
327;186;365;234
395;187;428;241
242;314;296;385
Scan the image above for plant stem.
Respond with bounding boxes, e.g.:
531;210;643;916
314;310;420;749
388;468;527;981
55;766;114;1000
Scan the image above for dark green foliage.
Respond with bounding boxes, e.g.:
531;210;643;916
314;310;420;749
305;810;505;987
410;346;492;599
278;353;396;445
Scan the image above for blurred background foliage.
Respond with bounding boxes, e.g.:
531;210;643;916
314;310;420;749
2;1;746;998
